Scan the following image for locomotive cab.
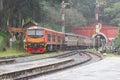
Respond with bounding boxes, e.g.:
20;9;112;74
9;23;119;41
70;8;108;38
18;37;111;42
25;26;45;53
28;28;44;38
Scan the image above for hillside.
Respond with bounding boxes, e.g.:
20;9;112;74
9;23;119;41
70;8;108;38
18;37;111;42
0;0;120;32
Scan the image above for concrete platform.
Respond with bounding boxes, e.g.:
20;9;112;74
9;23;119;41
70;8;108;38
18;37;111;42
0;58;73;76
33;57;120;80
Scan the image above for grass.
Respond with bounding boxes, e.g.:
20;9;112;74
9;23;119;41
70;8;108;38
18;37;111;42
0;49;67;58
0;48;29;57
86;48;120;57
106;53;120;57
86;49;98;53
3;48;119;59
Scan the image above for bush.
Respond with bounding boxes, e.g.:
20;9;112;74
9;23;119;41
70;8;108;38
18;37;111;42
13;40;20;49
12;40;24;50
0;31;7;40
0;36;6;51
0;31;8;51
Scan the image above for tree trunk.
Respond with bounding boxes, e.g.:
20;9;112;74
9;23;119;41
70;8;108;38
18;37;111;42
0;0;3;30
0;0;3;11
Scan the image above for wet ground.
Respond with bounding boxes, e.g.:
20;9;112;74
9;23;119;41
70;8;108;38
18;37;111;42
33;57;120;80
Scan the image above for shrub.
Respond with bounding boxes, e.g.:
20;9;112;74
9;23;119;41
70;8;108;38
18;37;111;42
12;40;24;50
0;36;6;51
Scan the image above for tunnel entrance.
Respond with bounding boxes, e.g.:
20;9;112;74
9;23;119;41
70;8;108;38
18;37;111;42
94;34;106;44
93;33;107;51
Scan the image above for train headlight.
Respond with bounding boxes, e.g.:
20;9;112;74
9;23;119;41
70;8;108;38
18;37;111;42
27;42;31;46
23;39;26;43
33;26;38;29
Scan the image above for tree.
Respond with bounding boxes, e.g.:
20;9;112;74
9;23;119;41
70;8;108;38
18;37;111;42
65;8;86;32
104;1;120;26
0;0;3;29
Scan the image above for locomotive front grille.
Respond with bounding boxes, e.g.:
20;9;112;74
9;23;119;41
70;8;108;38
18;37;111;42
27;43;44;48
31;43;44;48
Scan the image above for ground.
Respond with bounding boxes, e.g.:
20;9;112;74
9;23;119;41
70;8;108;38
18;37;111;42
33;57;120;80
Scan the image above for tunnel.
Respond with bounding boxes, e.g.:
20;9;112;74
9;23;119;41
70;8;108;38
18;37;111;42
94;32;107;45
95;34;106;44
93;33;107;51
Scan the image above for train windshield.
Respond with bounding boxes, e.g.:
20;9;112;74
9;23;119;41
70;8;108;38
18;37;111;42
28;29;44;38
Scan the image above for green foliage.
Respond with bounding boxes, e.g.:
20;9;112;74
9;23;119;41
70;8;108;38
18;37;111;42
40;23;62;32
0;36;4;51
1;0;120;32
12;40;23;50
110;18;120;26
114;27;120;49
0;31;7;51
104;1;120;26
65;9;86;32
0;36;6;51
0;48;29;57
0;0;93;31
0;31;7;39
114;37;120;49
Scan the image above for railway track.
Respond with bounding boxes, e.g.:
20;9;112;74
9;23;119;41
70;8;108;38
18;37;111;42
0;51;73;65
0;59;15;65
0;50;103;80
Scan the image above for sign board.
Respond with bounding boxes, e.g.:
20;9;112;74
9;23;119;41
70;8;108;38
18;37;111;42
8;27;23;32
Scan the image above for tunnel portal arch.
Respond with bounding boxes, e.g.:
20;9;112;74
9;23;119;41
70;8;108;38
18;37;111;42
93;32;108;45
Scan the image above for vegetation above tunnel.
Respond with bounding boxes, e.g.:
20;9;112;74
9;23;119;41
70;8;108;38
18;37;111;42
0;0;120;32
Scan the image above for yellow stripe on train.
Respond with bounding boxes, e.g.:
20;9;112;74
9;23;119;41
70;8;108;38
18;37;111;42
27;38;44;43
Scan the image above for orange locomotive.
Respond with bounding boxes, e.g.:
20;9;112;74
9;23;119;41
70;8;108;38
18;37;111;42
25;26;65;53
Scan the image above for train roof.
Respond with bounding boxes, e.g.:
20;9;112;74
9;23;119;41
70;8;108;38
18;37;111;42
65;33;85;37
27;26;64;34
65;33;79;36
28;26;44;29
27;26;93;38
65;33;93;39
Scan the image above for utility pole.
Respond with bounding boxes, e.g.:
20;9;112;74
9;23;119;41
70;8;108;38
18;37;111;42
95;0;99;25
61;1;72;33
95;0;107;34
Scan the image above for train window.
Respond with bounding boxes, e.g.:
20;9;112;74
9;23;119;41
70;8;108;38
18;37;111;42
65;37;68;41
47;34;51;42
52;35;55;42
28;29;44;38
28;29;35;35
58;36;61;42
67;36;70;40
36;29;43;35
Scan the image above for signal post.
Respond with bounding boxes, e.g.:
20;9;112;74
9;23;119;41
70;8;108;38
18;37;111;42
61;1;72;33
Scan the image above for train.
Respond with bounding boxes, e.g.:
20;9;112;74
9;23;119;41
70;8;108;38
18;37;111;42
24;26;101;53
